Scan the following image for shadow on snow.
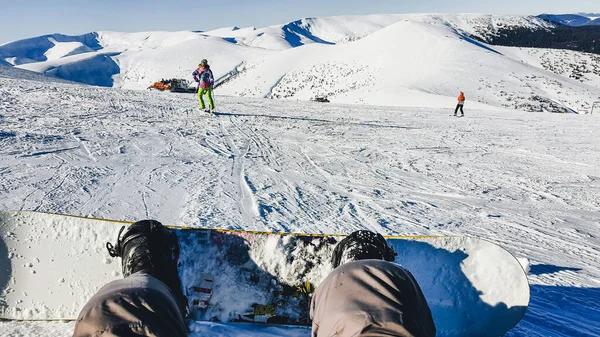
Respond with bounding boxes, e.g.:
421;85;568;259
392;240;527;337
0;232;9;312
529;263;583;276
506;285;600;337
45;52;121;87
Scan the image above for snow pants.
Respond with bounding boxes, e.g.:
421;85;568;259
310;260;436;337
455;103;464;115
72;272;187;337
198;88;214;110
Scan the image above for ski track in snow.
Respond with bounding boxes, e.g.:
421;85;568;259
218;118;260;227
0;73;599;336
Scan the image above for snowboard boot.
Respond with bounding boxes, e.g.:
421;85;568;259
106;220;188;316
331;230;397;268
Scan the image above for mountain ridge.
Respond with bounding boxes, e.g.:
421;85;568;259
538;13;600;26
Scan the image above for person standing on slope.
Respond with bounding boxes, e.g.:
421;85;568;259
192;59;215;113
311;230;436;337
454;91;465;117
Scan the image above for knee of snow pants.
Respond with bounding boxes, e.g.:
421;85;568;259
73;272;187;337
310;260;436;337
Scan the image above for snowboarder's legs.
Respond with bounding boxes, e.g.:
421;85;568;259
73;272;187;337
74;220;188;336
198;88;215;111
311;230;436;337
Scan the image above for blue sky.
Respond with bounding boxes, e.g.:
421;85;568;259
1;0;598;44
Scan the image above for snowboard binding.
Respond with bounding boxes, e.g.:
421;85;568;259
331;230;397;268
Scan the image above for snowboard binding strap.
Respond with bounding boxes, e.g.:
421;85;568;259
106;225;147;258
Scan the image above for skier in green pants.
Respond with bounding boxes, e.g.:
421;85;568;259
192;59;215;113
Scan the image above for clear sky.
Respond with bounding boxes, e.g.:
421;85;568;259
1;0;598;44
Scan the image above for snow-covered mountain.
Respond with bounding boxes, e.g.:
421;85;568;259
217;19;599;113
1;14;599;114
538;13;600;26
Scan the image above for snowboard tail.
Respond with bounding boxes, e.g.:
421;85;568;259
0;211;529;336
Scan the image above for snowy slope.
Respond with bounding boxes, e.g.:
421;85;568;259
495;46;600;88
0;65;73;83
218;20;599;113
1;62;599;336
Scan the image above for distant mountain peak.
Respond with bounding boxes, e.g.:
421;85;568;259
537;13;598;26
577;12;600;17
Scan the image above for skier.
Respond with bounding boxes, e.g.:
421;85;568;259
192;59;215;113
72;220;188;337
311;230;436;337
454;91;465;117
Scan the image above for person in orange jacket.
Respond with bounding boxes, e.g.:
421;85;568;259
455;91;465;116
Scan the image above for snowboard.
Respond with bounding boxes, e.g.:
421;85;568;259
0;211;529;337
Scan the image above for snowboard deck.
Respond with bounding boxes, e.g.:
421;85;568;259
0;211;529;336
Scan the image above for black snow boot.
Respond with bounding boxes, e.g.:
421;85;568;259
106;220;188;315
331;230;397;268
